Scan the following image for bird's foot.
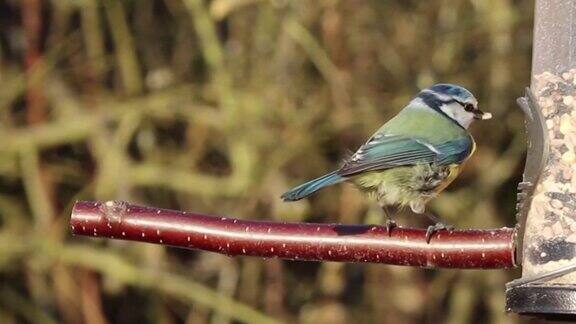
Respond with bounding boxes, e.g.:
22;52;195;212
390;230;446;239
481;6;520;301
425;222;454;243
385;219;397;236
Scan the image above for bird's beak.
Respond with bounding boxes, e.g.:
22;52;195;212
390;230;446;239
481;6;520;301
474;109;492;120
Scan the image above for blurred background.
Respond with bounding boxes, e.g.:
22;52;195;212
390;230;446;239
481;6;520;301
0;0;535;323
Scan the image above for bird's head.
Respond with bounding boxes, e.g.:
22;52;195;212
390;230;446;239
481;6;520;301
414;83;492;129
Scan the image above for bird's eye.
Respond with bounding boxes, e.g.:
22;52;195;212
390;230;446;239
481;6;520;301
464;103;474;112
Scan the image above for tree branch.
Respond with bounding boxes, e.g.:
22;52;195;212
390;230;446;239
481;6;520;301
70;201;517;269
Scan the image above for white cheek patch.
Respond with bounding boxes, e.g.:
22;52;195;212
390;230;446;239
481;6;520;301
440;103;474;128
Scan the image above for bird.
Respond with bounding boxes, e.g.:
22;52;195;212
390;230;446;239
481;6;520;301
281;83;492;242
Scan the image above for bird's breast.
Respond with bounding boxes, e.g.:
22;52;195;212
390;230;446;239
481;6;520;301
350;163;462;207
431;164;462;194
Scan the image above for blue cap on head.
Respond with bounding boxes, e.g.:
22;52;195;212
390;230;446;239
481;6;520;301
427;83;474;102
416;83;476;109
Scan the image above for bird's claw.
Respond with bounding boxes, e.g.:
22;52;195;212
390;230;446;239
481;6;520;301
385;219;397;236
425;223;454;243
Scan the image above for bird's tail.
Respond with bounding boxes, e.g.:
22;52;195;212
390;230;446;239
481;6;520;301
281;171;344;201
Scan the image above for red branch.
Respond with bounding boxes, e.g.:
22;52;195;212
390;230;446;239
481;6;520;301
70;201;517;269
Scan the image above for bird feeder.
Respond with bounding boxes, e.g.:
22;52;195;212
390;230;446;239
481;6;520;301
506;0;576;318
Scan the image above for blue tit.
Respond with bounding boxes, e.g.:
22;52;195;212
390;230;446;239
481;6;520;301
281;83;491;240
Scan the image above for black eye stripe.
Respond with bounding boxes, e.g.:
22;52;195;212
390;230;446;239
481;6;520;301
416;92;465;129
418;93;473;112
455;100;474;112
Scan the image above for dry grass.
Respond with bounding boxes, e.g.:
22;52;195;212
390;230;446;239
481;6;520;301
0;0;532;323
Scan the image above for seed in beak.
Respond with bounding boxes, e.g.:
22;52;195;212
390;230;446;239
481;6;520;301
474;110;492;120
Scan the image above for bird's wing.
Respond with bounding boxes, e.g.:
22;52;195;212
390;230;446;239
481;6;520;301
338;134;473;176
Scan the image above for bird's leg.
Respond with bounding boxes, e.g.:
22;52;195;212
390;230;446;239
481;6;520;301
380;205;397;235
423;212;454;243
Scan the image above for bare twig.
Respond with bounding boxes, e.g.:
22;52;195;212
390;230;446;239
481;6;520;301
70;201;516;269
22;0;45;124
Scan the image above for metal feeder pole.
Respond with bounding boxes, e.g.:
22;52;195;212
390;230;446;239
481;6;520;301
506;0;576;318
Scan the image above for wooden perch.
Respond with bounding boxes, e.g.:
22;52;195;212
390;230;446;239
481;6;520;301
70;201;516;269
